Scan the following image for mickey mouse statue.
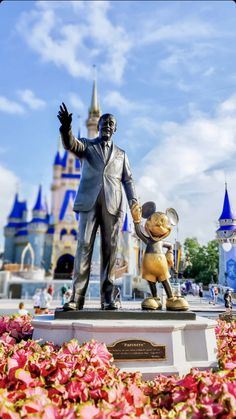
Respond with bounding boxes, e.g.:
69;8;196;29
131;201;189;311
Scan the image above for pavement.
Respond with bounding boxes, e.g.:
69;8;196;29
0;294;235;318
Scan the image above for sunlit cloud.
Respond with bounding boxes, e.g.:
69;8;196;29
17;89;46;110
135;94;236;244
68;93;85;114
103;91;145;115
141;19;215;45
17;1;133;84
0;96;24;114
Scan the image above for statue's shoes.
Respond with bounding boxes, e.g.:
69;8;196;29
141;297;162;310
101;302;119;310
166;297;189;311
63;301;84;311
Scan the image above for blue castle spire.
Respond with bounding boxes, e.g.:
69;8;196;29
122;212;130;232
54;150;61;166
7;193;27;222
8;193;20;218
61;150;68;168
33;185;45;211
219;183;235;221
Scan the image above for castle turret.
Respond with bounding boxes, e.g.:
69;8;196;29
28;185;48;267
86;70;101;139
4;193;28;263
216;184;236;291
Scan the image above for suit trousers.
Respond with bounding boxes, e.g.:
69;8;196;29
72;188;122;305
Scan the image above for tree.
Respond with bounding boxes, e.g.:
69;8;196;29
183;238;219;286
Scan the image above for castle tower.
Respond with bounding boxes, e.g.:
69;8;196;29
216;183;236;291
28;185;48;267
51;141;63;219
50;136;81;277
86;70;101;139
4;193;28;263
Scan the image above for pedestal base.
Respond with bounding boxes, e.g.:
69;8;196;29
32;312;217;379
54;308;196;321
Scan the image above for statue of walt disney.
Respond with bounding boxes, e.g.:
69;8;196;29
57;103;140;311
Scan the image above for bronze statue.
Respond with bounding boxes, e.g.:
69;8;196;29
131;201;189;311
57;103;139;310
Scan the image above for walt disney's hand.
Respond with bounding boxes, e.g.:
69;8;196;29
57;102;72;130
131;202;142;224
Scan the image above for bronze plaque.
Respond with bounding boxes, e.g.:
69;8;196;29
107;339;166;361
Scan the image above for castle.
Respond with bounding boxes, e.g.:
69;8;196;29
3;79;139;284
216;184;236;292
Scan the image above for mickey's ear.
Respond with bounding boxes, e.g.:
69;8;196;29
142;201;156;219
166;208;179;225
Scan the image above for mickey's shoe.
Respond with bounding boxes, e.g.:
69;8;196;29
166;297;189;311
141;297;162;310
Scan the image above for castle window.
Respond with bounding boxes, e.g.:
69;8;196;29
70;229;77;240
60;229;67;240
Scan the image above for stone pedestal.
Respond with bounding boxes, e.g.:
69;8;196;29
32;311;217;379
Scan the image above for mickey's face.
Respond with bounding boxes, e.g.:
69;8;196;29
145;212;171;240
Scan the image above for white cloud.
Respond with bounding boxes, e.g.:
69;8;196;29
141;19;215;45
103;91;145;115
68;93;85;114
218;95;236;114
17;89;46;110
130;116;160;138
17;1;132;84
0;165;20;251
159;42;212;77
0;96;24;114
203;67;215;77
135;94;236;244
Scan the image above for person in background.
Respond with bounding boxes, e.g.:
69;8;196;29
194;283;199;297
60;284;68;305
199;285;203;303
64;287;72;303
209;285;215;304
39;288;52;314
47;285;54;297
113;285;122;308
18;302;28;316
224;289;233;315
32;289;41;314
214;286;219;304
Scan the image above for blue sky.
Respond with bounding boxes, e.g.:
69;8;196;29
1;0;236;249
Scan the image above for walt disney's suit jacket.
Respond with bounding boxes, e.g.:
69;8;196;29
60;128;137;216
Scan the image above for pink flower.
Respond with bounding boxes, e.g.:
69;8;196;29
77;403;100;419
0;333;16;346
15;369;35;386
66;380;89;402
21;322;33;337
61;339;81;355
86;340;113;367
0;316;8;335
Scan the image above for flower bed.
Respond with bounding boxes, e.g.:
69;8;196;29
0;314;33;343
0;316;235;418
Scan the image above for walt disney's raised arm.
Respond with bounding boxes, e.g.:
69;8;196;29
57;102;86;158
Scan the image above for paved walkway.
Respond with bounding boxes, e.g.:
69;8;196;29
0;294;234;317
